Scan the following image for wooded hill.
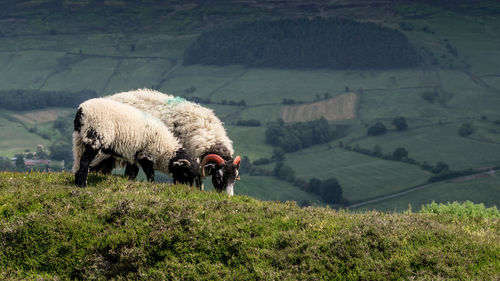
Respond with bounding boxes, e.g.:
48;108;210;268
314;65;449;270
183;18;421;69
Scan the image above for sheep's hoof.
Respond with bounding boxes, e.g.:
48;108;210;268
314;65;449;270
75;172;88;187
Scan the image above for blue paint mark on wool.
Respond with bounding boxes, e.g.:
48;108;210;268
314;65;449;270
165;96;186;106
140;111;162;125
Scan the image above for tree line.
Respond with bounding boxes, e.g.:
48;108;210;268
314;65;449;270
0;89;98;110
183;18;421;69
265;118;345;153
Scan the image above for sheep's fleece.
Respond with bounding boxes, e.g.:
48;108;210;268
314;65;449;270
72;98;182;174
106;88;234;159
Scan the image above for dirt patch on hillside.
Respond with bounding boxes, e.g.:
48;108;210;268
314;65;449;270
11;109;68;124
280;92;358;123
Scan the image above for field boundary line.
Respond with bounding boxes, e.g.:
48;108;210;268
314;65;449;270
346;168;500;209
207;69;249;100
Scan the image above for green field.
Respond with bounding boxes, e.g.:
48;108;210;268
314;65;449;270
356;173;500;212
281;145;430;202
234;176;323;204
0;115;52;156
1;1;500;210
352;123;500;170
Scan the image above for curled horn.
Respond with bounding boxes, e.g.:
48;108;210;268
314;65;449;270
233;156;241;166
174;159;191;167
200;154;225;177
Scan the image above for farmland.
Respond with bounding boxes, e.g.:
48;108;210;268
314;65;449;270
0;0;499;209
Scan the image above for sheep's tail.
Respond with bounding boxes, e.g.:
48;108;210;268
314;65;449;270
72;131;84;173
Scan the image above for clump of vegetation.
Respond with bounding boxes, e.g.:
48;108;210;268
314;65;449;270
392;116;408;131
392;147;409;161
235;119;261;127
459;122;474;137
0;172;499;280
265;118;341;152
421;91;438;103
367;122;387;136
420;201;500;219
0;90;97;111
184;18;421;69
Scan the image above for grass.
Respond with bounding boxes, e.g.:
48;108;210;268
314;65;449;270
0;51;65;90
102;58;173;95
42;57;119;93
356;174;500;212
0;171;499;280
239;105;283;123
420;201;500;219
159;65;248;100
428;16;500;74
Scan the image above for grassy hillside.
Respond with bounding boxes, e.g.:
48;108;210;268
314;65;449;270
1;172;499;280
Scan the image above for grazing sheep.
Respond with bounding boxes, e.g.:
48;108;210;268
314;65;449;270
92;89;241;195
73;98;199;187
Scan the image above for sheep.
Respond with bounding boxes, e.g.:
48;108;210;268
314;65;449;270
92;88;241;195
72;98;200;187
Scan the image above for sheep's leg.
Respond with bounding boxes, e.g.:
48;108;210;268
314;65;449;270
138;158;155;182
196;178;204;190
75;146;99;187
125;163;139;180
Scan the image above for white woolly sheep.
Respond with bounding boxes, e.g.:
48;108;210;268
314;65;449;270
93;89;241;195
73;98;199;187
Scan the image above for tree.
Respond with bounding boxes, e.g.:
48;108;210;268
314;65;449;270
392;147;408;161
392;116;408;131
372;144;382;157
272;147;285;162
14;154;25;171
183;18;421;70
36;150;49;160
273;162;296;183
432;161;449;174
239;156;252;175
49;142;72;162
0;157;13;171
236;119;261;127
265;118;337;153
459;122;474;137
320;178;343;204
367;122;387;136
253;158;270;166
421;91;437;103
307;178;322;194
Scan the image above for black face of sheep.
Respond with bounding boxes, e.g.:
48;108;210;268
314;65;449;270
201;154;241;196
168;149;202;188
169;159;201;187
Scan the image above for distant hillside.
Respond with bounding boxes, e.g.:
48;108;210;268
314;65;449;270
183;18;421;69
0;172;499;280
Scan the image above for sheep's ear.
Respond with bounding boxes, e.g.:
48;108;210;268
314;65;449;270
203;163;217;175
173;159;191;167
